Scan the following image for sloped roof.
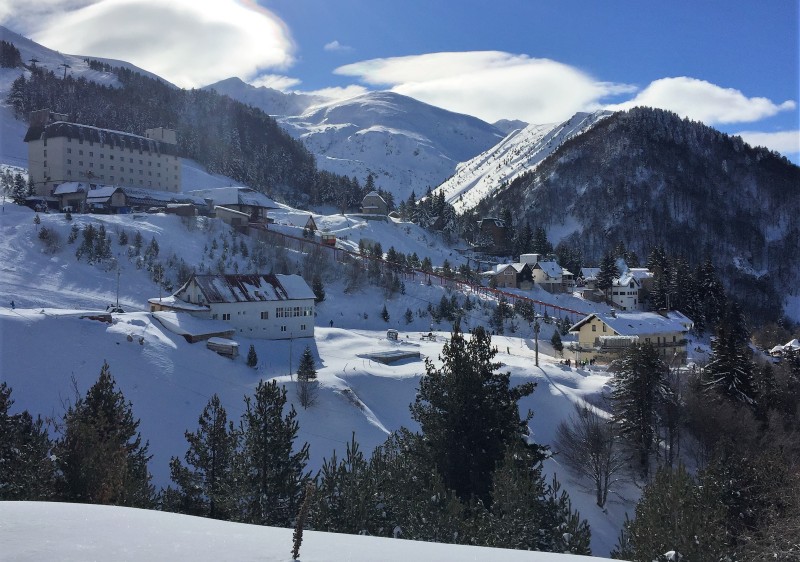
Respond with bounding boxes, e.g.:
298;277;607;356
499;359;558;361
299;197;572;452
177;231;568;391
185;274;314;304
188;187;277;209
153;311;235;338
570;311;690;336
53;182;91;195
24;121;178;156
533;261;563;278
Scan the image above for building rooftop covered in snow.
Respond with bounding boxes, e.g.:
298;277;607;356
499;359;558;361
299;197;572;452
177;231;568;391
150;273;315;339
24;109;180;196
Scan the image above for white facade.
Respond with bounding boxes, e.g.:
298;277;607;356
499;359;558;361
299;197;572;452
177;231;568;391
25;111;180;196
166;273;315;340
609;274;642;311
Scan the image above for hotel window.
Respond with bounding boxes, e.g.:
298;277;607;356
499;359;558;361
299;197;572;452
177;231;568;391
222;313;231;321
300;324;307;331
66;148;71;154
43;150;47;157
281;326;287;332
67;159;71;164
261;311;268;320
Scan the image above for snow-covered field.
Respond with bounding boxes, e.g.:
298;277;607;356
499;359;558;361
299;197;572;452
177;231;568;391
0;202;632;555
0;502;618;562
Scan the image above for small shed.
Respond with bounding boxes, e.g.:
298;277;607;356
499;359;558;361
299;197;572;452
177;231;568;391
206;337;239;358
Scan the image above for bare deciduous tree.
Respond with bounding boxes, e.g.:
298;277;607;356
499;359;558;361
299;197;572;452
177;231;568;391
554;402;626;507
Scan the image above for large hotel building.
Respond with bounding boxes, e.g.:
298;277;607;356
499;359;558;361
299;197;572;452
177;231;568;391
24;109;181;196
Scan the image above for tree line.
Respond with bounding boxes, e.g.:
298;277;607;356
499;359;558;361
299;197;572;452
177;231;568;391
1;324;591;555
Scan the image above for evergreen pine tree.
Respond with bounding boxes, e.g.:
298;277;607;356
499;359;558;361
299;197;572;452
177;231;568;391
611;343;671;479
381;304;390;322
0;383;56;500
411;323;544;504
237;380;310;526
613;464;726;562
296;346;318;409
596;252;619;302
246;344;258;368
54;362;154;506
311;274;325;303
164;394;238;520
311;434;379;534
703;302;757;405
550;330;564;356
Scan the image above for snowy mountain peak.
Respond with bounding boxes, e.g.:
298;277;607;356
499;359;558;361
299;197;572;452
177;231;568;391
0;25;172;88
275;90;504;200
435;110;612;213
203;76;326;117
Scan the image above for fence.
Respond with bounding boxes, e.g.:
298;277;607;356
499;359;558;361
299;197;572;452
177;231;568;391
247;223;588;324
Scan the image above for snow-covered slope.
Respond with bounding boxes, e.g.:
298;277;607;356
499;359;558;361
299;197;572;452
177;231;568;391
435;111;611;213
0;25;173;89
202;87;499;201
204;76;325;118
1;502;619;562
0;203;633;555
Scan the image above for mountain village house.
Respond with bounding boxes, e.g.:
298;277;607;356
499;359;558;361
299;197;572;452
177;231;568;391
486;263;534;289
188;187;279;223
475;217;508;253
52;182;207;214
25;109;180;196
524;254;575;293
569;310;693;364
483;254;574;293
149;273;315;339
580;260;654;311
360;191;389;215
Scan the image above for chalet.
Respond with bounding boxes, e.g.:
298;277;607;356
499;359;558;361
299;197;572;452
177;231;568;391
149;273;315;339
361;191;389;215
476;218;508;253
482;263;534;289
521;254;575;293
56;183;207;214
580;260;653;310
769;338;800;358
189;187;278;222
569;310;692;364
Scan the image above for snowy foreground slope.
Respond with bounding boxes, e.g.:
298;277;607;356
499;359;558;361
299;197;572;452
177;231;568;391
0;204;632;555
0;502;618;562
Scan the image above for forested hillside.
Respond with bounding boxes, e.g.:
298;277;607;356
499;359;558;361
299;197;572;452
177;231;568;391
479;107;800;323
6;63;367;209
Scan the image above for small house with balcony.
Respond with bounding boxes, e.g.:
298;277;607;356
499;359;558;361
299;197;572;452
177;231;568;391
482;262;534;289
569;310;691;364
521;254;575;293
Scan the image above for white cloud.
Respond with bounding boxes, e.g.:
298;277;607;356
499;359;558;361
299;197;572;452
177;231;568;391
2;0;295;89
607;77;796;125
324;40;352;53
301;85;368;101
249;74;302;91
335;51;635;124
735;130;800;154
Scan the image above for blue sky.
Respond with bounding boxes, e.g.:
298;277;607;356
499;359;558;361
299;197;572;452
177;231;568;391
2;0;798;158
